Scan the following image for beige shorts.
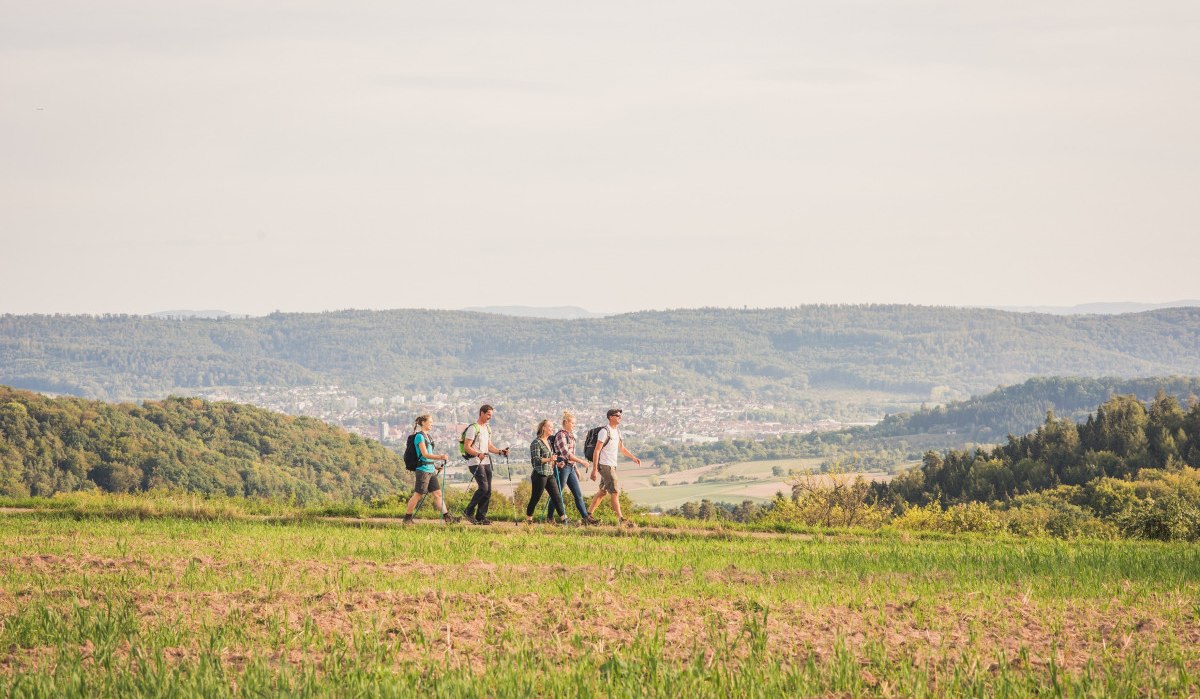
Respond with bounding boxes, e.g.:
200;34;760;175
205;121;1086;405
597;463;619;494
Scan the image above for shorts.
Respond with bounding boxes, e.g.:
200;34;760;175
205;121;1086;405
597;463;619;494
414;470;441;494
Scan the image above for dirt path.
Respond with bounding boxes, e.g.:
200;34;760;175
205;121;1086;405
0;506;801;540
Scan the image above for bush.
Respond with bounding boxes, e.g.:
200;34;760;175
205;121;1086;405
1116;494;1200;541
943;502;1001;534
887;502;946;532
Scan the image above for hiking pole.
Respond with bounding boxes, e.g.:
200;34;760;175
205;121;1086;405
437;460;446;524
502;446;515;523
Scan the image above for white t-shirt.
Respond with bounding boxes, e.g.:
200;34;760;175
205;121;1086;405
596;425;621;466
464;422;491;466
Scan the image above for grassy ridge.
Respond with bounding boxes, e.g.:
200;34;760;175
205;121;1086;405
1;511;1197;697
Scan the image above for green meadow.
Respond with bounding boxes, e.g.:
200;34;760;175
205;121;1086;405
1;507;1198;697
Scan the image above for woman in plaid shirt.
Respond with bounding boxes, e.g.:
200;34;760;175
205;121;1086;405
527;419;568;524
551;411;599;525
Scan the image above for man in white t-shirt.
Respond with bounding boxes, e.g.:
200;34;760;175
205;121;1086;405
589;407;641;527
461;404;509;525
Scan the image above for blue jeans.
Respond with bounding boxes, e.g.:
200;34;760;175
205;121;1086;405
547;466;589;519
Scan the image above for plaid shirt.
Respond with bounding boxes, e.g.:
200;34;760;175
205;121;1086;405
530;438;555;476
551;429;576;467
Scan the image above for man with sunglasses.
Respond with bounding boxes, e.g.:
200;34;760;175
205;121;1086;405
588;408;641;527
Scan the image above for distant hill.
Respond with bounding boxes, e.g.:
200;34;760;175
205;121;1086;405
461;305;606;319
997;300;1200;315
3;306;1200;409
867;376;1200;443
149;310;247;319
0;386;409;501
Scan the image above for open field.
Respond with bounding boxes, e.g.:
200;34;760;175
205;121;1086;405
445;457;894;510
1;511;1198;697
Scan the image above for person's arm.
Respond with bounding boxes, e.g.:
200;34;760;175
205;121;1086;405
590;428;606;479
417;435;447;465
620;442;641;466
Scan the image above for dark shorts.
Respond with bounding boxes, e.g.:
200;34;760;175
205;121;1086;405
414;470;441;494
598;463;619;494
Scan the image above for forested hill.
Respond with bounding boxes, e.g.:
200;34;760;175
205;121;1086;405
4;306;1200;403
0;386;409;501
870;376;1200;443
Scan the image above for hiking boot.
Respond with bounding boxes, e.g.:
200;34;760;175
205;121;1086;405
442;513;461;524
584;516;599;526
402;514;414;525
461;513;477;525
619;518;636;529
474;518;493;526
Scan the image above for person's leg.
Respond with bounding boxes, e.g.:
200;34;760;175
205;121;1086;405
478;462;494;520
405;491;423;515
464;465;483;519
546;467;565;519
611;492;623;520
589;490;608;516
526;473;547;518
563;467;589;519
546;475;566;520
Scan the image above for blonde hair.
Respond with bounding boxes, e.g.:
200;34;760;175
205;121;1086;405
535;419;553;439
561;410;575;426
413;414;431;431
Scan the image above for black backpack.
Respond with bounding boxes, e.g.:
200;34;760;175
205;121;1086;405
582;426;610;461
404;433;433;471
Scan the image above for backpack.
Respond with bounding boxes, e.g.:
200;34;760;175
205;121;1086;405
459;423;485;459
582;426;611;462
403;433;422;471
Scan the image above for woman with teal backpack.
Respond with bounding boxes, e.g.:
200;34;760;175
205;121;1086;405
403;414;460;524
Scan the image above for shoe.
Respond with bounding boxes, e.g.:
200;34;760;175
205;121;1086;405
584;516;599;526
461;513;477;525
619;518;636;529
402;514;414;525
474;518;493;526
442;513;461;524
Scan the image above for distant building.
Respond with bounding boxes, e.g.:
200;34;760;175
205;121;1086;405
380;422;389;442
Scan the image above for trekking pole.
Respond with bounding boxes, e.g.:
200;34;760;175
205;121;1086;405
437;459;448;524
502;447;515;523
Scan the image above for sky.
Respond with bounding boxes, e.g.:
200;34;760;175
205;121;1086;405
3;1;1199;316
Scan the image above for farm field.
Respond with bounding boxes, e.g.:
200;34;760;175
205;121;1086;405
445;457;894;510
1;512;1198;697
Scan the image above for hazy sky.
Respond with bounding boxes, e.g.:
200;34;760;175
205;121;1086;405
3;1;1198;316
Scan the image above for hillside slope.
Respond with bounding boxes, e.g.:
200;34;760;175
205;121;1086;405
0;386;408;501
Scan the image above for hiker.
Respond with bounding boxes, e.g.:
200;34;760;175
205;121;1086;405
551;410;599;525
462;404;510;525
403;415;460;524
589;408;641;527
527;419;567;525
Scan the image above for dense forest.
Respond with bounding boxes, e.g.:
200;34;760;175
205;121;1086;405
645;376;1200;471
0;386;410;502
4;307;1200;407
